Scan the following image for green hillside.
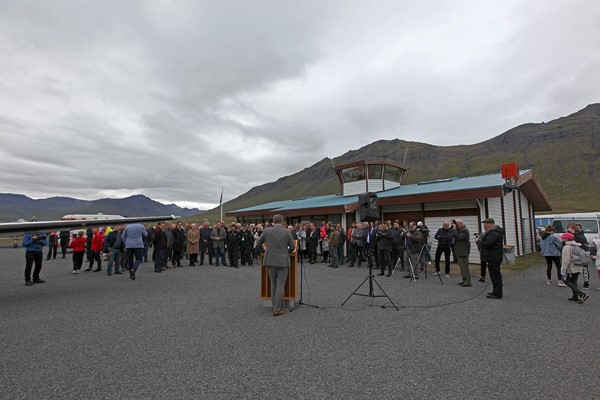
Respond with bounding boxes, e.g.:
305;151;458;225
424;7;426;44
194;103;600;223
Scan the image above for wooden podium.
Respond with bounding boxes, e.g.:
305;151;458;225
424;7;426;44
260;240;298;305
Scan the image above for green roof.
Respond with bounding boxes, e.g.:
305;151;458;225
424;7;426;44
230;170;526;214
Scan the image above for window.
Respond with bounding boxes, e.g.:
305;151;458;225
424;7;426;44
384;165;403;182
341;166;365;182
368;164;383;180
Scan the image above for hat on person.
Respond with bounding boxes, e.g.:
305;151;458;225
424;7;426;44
417;221;423;227
482;218;495;224
560;232;574;241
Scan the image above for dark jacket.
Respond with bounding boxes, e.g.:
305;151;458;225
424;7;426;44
172;227;186;251
105;230;124;251
408;229;423;254
479;225;504;264
574;230;589;251
153;229;167;251
390;227;403;248
453;225;471;257
434;227;454;248
376;229;393;251
308;230;319;252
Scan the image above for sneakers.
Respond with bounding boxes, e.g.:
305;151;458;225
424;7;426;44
583;283;590;290
73;270;77;274
558;281;567;287
432;271;440;276
25;281;34;286
33;279;45;284
445;274;450;278
546;280;552;285
578;293;590;304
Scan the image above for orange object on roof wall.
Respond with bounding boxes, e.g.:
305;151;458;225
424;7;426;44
501;162;520;179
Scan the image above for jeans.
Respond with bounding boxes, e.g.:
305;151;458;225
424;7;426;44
154;249;165;271
25;251;43;282
214;247;225;265
126;248;144;271
565;273;584;299
108;249;122;273
89;251;102;270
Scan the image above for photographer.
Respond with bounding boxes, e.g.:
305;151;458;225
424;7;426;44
404;222;422;279
22;232;48;286
376;222;393;277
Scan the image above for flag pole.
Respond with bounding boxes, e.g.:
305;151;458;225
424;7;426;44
219;186;223;222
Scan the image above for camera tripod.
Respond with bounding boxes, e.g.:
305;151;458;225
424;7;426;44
417;245;443;284
341;248;399;311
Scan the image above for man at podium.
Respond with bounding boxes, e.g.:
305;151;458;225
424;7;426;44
255;214;296;316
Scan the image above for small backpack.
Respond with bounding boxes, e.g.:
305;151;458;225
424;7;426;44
570;244;592;266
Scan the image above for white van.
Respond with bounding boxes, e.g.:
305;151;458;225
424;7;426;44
550;213;600;243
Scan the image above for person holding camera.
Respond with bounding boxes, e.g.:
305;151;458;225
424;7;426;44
22;232;48;286
376;222;393;277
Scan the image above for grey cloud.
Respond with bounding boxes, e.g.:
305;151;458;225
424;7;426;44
1;1;599;208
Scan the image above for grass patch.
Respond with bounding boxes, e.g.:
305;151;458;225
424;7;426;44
503;252;545;271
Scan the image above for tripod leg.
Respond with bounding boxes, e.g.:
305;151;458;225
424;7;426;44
341;275;371;306
371;277;400;311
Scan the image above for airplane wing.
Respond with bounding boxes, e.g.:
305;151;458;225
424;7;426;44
0;215;179;234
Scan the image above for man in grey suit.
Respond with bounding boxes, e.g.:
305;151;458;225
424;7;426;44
255;214;296;316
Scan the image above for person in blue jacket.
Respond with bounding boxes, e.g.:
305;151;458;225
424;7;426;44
23;232;48;286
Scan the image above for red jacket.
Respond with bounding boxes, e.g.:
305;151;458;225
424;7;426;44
91;232;104;252
69;236;87;252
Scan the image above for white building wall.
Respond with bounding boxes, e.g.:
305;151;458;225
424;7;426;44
367;180;384;192
486;198;503;233
520;191;534;254
383;180;401;190
344;181;367;196
426;215;481;265
503;192;519;255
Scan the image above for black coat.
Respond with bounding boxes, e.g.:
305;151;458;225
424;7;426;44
479;226;504;264
434;227;454;248
172;228;186;251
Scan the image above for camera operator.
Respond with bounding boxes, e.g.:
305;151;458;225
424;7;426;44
416;221;430;271
390;220;405;272
22;232;48;286
376;222;393;277
404;222;422;279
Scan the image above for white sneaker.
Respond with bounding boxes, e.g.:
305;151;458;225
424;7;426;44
558;281;567;287
432;271;440;276
546;280;552;285
445;274;450;278
73;270;77;274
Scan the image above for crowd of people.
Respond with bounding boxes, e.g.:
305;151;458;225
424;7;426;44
539;222;598;303
20;217;598;304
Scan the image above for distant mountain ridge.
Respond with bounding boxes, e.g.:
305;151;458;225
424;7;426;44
199;103;600;220
0;194;205;222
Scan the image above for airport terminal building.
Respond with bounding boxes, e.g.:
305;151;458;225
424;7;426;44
227;160;552;263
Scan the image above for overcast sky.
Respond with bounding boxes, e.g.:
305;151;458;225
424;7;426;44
1;1;599;210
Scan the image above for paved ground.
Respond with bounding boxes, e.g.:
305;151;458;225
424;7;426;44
1;248;599;400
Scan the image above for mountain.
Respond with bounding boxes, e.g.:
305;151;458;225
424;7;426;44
204;103;600;219
0;194;205;222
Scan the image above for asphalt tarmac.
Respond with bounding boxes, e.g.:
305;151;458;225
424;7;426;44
1;248;599;400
